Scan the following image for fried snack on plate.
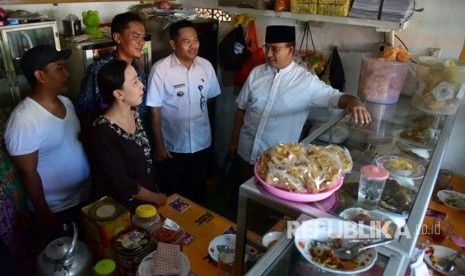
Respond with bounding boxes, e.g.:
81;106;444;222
257;143;344;193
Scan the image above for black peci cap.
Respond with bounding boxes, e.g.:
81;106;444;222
265;25;296;43
20;45;71;83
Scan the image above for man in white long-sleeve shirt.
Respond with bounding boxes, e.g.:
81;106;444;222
229;25;372;182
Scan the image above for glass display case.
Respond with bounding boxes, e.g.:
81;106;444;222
234;95;458;275
0;21;60;109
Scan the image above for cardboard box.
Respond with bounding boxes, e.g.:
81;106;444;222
81;196;131;260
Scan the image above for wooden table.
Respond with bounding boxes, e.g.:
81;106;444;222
418;175;465;275
157;194;241;275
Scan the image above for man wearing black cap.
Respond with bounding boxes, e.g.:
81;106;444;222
229;25;372;180
4;45;91;242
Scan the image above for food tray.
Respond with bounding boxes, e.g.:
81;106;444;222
254;163;343;202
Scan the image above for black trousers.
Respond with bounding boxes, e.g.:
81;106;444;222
156;147;211;207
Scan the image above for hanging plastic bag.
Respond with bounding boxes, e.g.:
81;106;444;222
219;24;252;71
294;23;326;77
234;21;266;86
321;46;345;91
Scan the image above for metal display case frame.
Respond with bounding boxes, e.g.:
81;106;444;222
234;95;458;275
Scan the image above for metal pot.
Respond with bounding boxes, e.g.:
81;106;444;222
36;222;92;276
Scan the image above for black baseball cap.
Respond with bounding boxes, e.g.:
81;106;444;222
20;45;71;83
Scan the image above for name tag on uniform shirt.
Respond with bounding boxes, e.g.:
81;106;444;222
174;84;185;97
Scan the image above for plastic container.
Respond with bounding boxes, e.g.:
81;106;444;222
358;165;389;210
411;56;465;115
94;259;116;276
132;204;162;234
152;218;185;250
115;228;153;276
358;53;409;104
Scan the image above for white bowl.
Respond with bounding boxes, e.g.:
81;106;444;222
262;231;284;248
294;218;380;274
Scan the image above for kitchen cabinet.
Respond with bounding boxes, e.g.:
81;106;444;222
234;95;457;275
0;21;60;109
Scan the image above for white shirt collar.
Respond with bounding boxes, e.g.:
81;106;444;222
169;53;198;69
266;60;296;75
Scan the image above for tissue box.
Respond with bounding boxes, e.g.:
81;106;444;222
81;196;131;260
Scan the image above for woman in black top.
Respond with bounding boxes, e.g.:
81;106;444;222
93;59;166;210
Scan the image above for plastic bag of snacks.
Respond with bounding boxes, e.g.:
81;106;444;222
275;0;291;12
291;0;352;16
256;143;352;194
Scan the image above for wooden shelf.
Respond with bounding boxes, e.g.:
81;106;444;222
0;0;140;4
220;6;410;32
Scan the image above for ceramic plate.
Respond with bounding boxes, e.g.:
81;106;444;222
254;164;343;202
339;207;400;238
398;128;436;149
437;190;465;211
294;218;379;274
424;245;465;276
262;231;284;248
208;234;236;262
376;155;425;179
137;250;190;276
208;234;253;262
396;140;431;160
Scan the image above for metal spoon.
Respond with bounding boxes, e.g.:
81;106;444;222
434;248;464;273
334;238;394;261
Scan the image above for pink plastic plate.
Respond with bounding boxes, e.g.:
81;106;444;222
254;163;343;202
451;234;465;248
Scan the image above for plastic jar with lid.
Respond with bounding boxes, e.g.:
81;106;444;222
115;228;153;275
132;204;162;234
94;259;116;276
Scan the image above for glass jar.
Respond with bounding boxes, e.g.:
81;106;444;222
132;204;162;234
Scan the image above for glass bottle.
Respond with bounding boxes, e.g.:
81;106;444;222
245;247;258;272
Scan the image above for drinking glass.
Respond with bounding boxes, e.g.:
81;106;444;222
217;250;235;276
428;217;454;243
358;165;389;210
